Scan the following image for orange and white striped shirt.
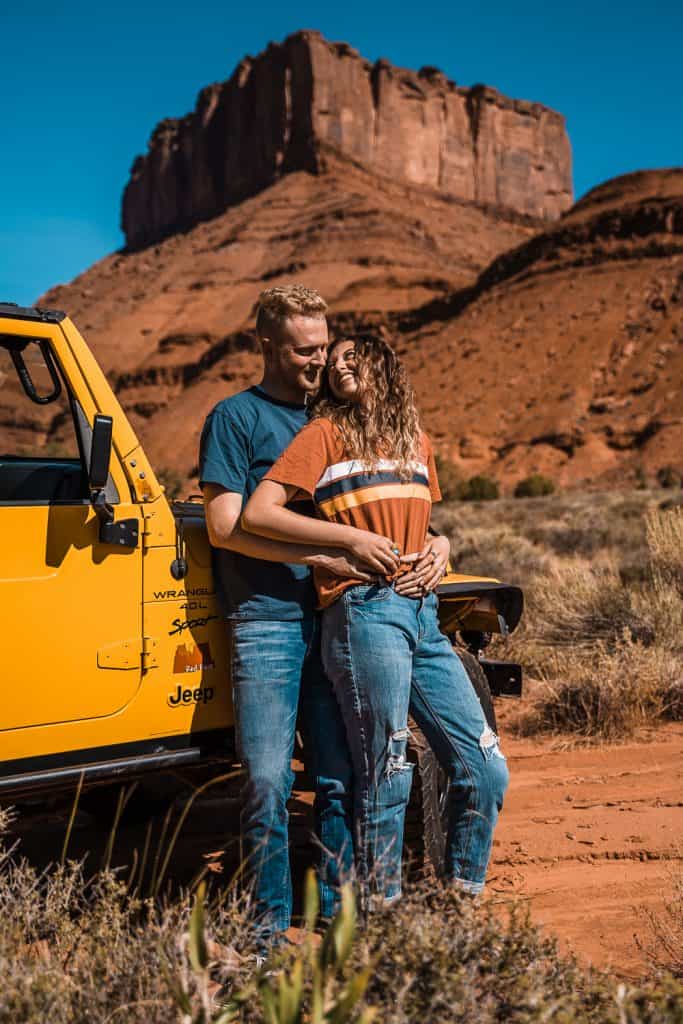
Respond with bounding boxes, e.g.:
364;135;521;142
265;418;441;608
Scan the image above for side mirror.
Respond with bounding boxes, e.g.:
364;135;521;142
89;414;113;492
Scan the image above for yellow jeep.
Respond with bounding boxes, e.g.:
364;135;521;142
0;303;522;811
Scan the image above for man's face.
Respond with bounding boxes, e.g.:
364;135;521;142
266;315;329;397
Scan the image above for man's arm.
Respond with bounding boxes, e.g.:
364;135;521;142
243;479;401;575
203;484;376;579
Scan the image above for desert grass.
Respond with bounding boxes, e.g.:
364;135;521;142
647;506;683;593
517;637;681;741
1;804;682;1023
637;862;683;980
435;489;683;740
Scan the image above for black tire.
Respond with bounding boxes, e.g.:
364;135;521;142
405;719;446;877
404;648;497;877
456;649;497;733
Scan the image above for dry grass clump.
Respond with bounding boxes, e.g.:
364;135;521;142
647;506;683;593
511;542;683;739
523;560;657;650
262;885;683;1023
0;823;259;1022
637;863;683;979
518;638;682;741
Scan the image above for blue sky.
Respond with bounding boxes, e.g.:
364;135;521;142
1;0;681;306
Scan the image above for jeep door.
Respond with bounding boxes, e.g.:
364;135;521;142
0;329;143;733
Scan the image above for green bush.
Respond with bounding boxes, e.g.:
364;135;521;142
457;474;499;502
514;473;555;498
657;465;682;489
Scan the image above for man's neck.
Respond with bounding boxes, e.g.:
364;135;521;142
258;373;307;407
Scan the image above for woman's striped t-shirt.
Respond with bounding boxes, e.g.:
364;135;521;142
264;417;441;608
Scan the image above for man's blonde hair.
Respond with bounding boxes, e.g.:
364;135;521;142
256;285;327;342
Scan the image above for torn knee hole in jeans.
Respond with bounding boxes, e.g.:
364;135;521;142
385;728;412;780
479;725;505;761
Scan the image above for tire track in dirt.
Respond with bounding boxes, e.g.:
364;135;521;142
488;720;683;976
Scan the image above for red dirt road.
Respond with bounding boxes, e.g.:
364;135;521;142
488;721;683;975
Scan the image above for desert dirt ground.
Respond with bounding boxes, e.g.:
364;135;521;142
486;716;683;976
8;720;682;979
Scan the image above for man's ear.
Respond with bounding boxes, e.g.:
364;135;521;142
260;335;273;362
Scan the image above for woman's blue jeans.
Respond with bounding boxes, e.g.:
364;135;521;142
230;615;354;942
322;585;509;901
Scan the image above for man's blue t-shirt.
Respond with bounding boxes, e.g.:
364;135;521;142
198;386;315;621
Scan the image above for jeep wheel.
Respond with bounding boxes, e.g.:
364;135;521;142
457;649;497;733
404;648;497;877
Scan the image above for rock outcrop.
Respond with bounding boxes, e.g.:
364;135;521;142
122;30;572;249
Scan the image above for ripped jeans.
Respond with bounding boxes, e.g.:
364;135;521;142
322;585;509;901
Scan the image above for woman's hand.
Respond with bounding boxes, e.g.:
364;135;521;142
395;534;450;597
345;528;402;575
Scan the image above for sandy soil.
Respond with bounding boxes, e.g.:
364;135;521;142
488;719;683;976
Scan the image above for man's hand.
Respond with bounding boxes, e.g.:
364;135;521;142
395;534;450;597
311;549;379;581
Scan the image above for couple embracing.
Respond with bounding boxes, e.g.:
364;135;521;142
199;285;508;949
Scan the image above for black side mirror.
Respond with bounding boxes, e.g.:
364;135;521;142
89;414;113;492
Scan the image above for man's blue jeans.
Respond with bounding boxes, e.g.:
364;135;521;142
322;585;509;901
230;615;353;940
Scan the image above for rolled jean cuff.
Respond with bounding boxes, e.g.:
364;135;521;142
450;877;485;895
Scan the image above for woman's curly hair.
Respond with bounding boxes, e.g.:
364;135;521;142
310;333;421;479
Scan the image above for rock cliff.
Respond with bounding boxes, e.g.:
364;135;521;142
122;30;572;249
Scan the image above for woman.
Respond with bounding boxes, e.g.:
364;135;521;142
243;334;508;903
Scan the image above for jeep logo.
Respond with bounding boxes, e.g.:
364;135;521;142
167;684;214;707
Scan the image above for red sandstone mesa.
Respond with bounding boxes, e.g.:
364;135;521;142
121;30;572;250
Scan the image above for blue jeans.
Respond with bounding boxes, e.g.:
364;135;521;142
230;616;353;940
322;584;509;900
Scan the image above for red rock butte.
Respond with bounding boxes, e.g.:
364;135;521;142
122;30;573;250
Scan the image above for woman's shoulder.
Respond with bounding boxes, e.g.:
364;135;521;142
277;416;344;466
303;415;343;446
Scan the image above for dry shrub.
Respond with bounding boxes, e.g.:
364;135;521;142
437;492;683;740
265;884;683;1023
0;850;258;1023
521;559;656;650
514;473;555;498
647;506;683;593
519;638;682;741
443;523;553;584
433;454;462;502
637;863;683;978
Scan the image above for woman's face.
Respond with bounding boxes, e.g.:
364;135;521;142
327;339;360;401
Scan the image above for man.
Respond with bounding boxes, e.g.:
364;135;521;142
199;285;362;944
